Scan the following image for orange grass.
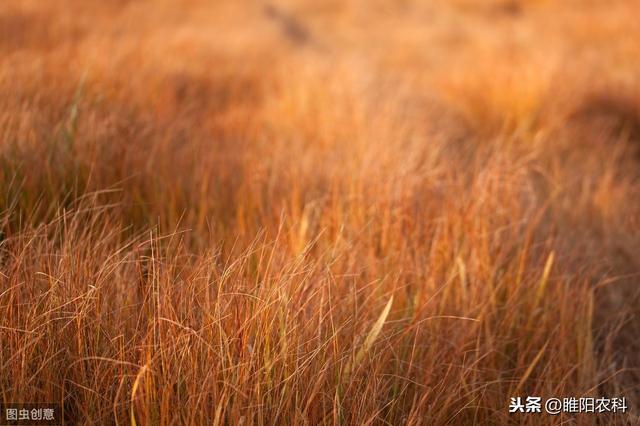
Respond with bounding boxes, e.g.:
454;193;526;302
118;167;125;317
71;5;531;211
1;0;640;424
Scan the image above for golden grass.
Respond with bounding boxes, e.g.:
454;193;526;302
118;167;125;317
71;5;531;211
1;0;639;424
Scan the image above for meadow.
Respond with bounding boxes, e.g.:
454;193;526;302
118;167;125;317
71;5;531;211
1;0;639;424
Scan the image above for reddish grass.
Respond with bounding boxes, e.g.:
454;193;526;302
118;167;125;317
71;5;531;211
1;0;639;424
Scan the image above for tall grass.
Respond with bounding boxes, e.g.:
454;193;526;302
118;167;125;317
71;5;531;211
1;0;639;424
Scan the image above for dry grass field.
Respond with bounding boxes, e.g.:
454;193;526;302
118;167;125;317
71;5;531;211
1;0;640;424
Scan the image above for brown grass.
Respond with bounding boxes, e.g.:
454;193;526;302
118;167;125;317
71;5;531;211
1;0;639;424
